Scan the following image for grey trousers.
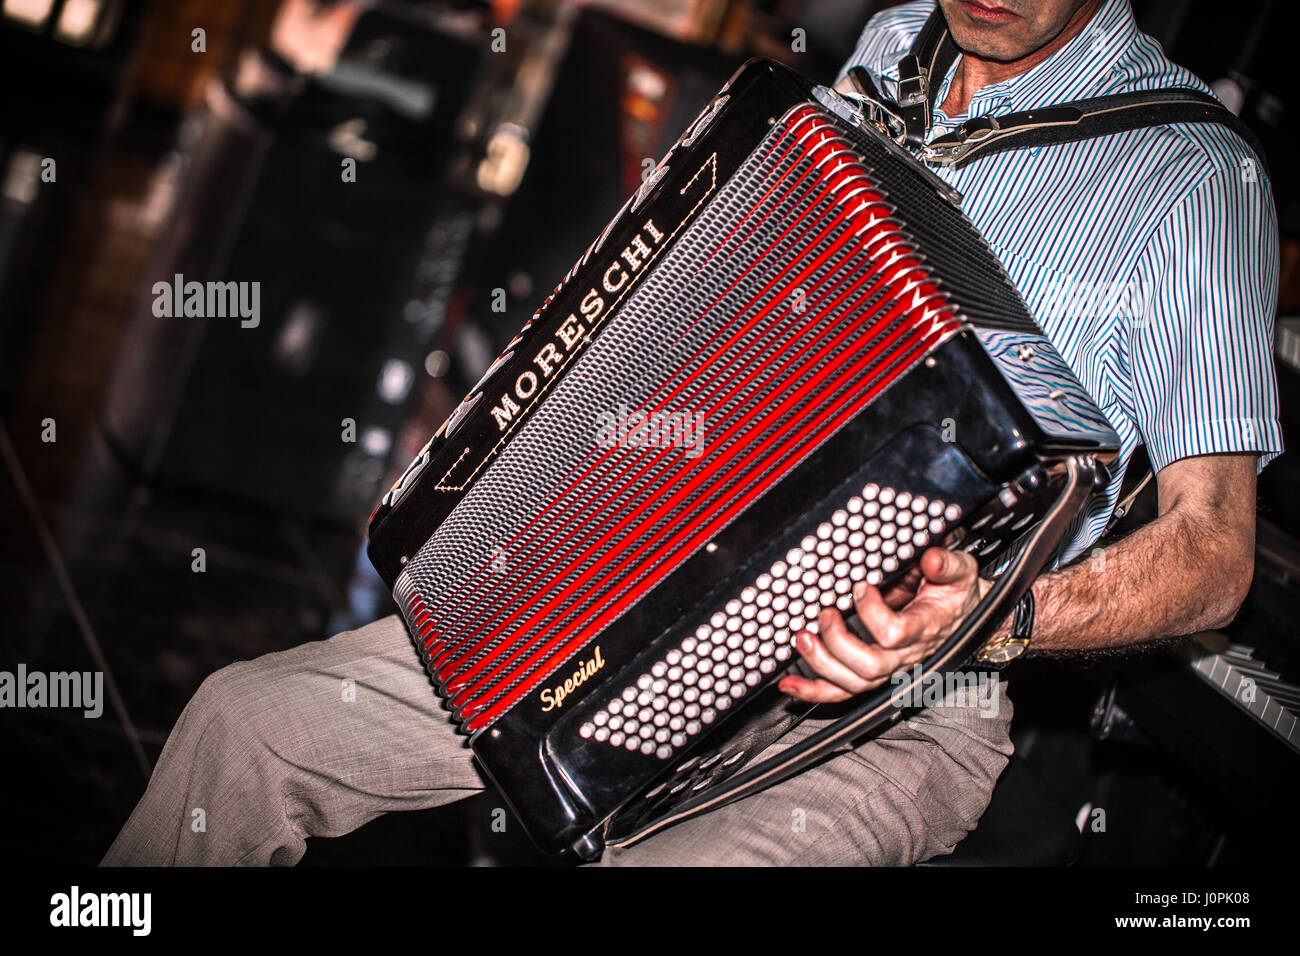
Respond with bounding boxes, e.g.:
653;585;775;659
102;614;1013;866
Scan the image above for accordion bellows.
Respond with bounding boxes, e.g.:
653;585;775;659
368;59;1119;856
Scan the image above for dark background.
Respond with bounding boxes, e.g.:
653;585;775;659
1;0;1296;866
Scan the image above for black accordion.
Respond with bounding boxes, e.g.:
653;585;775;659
367;59;1120;857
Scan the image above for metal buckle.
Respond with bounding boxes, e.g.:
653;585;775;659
918;116;1001;166
963;116;1000;140
974;635;1029;665
897;72;928;108
919;141;969;167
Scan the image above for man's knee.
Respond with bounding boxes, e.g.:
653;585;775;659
181;658;301;761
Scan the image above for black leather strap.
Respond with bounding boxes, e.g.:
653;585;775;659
923;88;1269;172
896;6;959;146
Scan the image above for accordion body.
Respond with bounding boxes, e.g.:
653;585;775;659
368;60;1120;857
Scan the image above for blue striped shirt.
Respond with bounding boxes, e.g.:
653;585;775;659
839;0;1283;565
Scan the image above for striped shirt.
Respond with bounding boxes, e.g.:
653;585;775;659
839;0;1283;565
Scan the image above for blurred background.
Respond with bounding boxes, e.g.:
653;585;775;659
0;0;1297;866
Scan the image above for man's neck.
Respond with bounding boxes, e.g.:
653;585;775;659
937;0;1103;117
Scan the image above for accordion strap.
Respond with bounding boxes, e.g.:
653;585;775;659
1102;463;1155;536
607;454;1104;851
922;89;1269;172
894;7;959;146
845;6;1267;172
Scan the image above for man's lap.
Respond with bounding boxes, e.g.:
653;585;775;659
105;614;1012;865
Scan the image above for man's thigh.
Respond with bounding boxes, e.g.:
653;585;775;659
191;614;488;854
223;616;488;811
104;614;489;865
596;685;1013;866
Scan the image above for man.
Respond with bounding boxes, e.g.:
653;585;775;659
103;0;1280;866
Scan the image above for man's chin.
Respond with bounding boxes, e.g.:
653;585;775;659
948;31;1034;63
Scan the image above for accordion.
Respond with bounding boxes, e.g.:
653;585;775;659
368;59;1120;857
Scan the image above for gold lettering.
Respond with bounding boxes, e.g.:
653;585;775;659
539;646;606;712
602;261;628;293
489;393;521;430
621;235;653;271
533;342;562;377
581;287;605;319
643;218;663;243
556;314;584;350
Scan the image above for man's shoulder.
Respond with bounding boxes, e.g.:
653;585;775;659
1095;48;1262;185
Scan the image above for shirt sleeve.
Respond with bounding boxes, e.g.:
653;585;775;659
1128;158;1284;474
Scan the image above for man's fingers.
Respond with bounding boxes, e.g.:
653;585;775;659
853;581;912;648
778;674;853;704
815;608;897;681
782;549;984;700
792;630;874;694
880;565;922;609
919;546;978;585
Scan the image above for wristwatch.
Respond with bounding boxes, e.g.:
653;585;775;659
974;587;1035;667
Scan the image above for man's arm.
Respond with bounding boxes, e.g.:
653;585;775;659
1029;452;1255;651
780;452;1257;703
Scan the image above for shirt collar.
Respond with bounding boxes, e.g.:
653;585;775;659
882;0;1139;121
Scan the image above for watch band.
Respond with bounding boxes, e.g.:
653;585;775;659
975;586;1035;667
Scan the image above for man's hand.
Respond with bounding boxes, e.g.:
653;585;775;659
779;548;989;703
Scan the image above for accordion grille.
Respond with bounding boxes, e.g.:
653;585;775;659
396;105;963;732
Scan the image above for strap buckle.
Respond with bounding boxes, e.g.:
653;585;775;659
919;140;973;167
895;54;931;146
962;115;1001;140
919;116;1001;166
897;70;928;108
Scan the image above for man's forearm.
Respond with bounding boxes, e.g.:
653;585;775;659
1020;504;1254;653
782;456;1259;703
